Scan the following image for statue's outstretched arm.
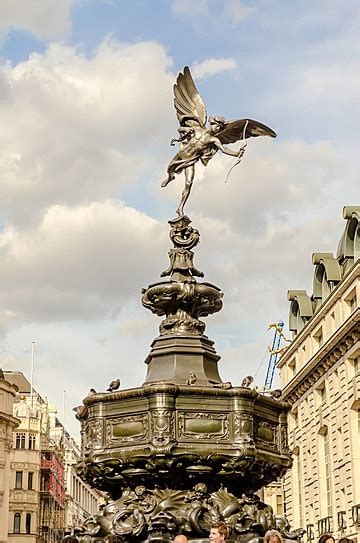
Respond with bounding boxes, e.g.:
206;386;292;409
212;138;243;157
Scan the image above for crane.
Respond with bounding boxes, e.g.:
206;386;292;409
264;321;287;389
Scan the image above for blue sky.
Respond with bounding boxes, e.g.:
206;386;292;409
0;0;358;438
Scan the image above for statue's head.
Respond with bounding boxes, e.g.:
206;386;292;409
209;116;226;133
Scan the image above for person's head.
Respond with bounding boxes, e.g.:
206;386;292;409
319;535;335;543
209;522;230;543
264;530;284;543
174;535;188;543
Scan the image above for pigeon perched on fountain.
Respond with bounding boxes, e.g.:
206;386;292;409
73;405;86;419
187;372;197;385
107;379;121;392
241;375;254;388
268;388;282;399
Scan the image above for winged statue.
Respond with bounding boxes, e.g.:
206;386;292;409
161;66;277;217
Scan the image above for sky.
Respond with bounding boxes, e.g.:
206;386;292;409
0;0;358;438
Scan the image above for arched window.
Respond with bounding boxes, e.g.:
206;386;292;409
13;512;21;534
26;512;31;534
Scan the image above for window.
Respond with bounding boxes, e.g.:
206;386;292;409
276;493;283;515
333;369;340;391
337;428;344;459
15;471;23;489
13;512;21;534
324;431;333;517
307;448;312;471
354;356;360;376
314;327;323;349
289;408;299;430
349;294;357;313
28;472;34;490
15;432;26;449
317;384;326;406
288;358;296;378
28;433;36;450
26;513;31;534
345;289;357;314
297;453;304;526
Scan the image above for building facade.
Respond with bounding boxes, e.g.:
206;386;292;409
278;206;360;542
47;405;103;534
0;370;19;543
4;370;65;543
4;371;102;540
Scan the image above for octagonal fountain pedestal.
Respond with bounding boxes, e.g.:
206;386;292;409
66;216;296;543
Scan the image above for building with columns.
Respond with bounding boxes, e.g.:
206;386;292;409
0;370;19;543
278;206;360;542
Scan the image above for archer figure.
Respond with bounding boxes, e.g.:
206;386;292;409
161;66;277;217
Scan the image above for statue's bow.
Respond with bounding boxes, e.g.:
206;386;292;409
224;120;249;184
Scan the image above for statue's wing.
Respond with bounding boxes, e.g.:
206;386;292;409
174;66;207;127
217;119;277;144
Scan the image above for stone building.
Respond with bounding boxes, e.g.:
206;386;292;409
47;406;103;534
0;370;19;543
4;371;102;540
4;371;65;542
278;206;360;542
262;481;285;518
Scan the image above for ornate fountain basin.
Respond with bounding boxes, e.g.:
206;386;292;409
142;281;223;335
77;383;291;498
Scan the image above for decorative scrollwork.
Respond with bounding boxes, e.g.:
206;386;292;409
150;408;175;447
161;216;203;281
65;485;302;542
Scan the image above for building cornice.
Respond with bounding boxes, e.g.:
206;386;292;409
0;411;20;428
279;260;359;368
281;309;359;404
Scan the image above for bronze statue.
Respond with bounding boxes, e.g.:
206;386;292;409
161;66;277;217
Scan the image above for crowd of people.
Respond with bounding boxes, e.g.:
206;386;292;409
173;522;352;543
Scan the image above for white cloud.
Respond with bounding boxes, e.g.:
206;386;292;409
0;0;73;39
0;201;166;323
225;0;256;23
0;39;174;223
191;58;237;80
173;138;345;234
294;62;360;104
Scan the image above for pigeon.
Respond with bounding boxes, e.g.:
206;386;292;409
187;372;197;385
214;381;232;389
87;388;96;396
241;375;254;388
268;388;282;399
107;379;121;392
73;405;86;419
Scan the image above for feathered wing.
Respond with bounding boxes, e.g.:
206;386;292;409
217;119;277;144
174;66;207;127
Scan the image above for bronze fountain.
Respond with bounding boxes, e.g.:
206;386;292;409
65;67;296;543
